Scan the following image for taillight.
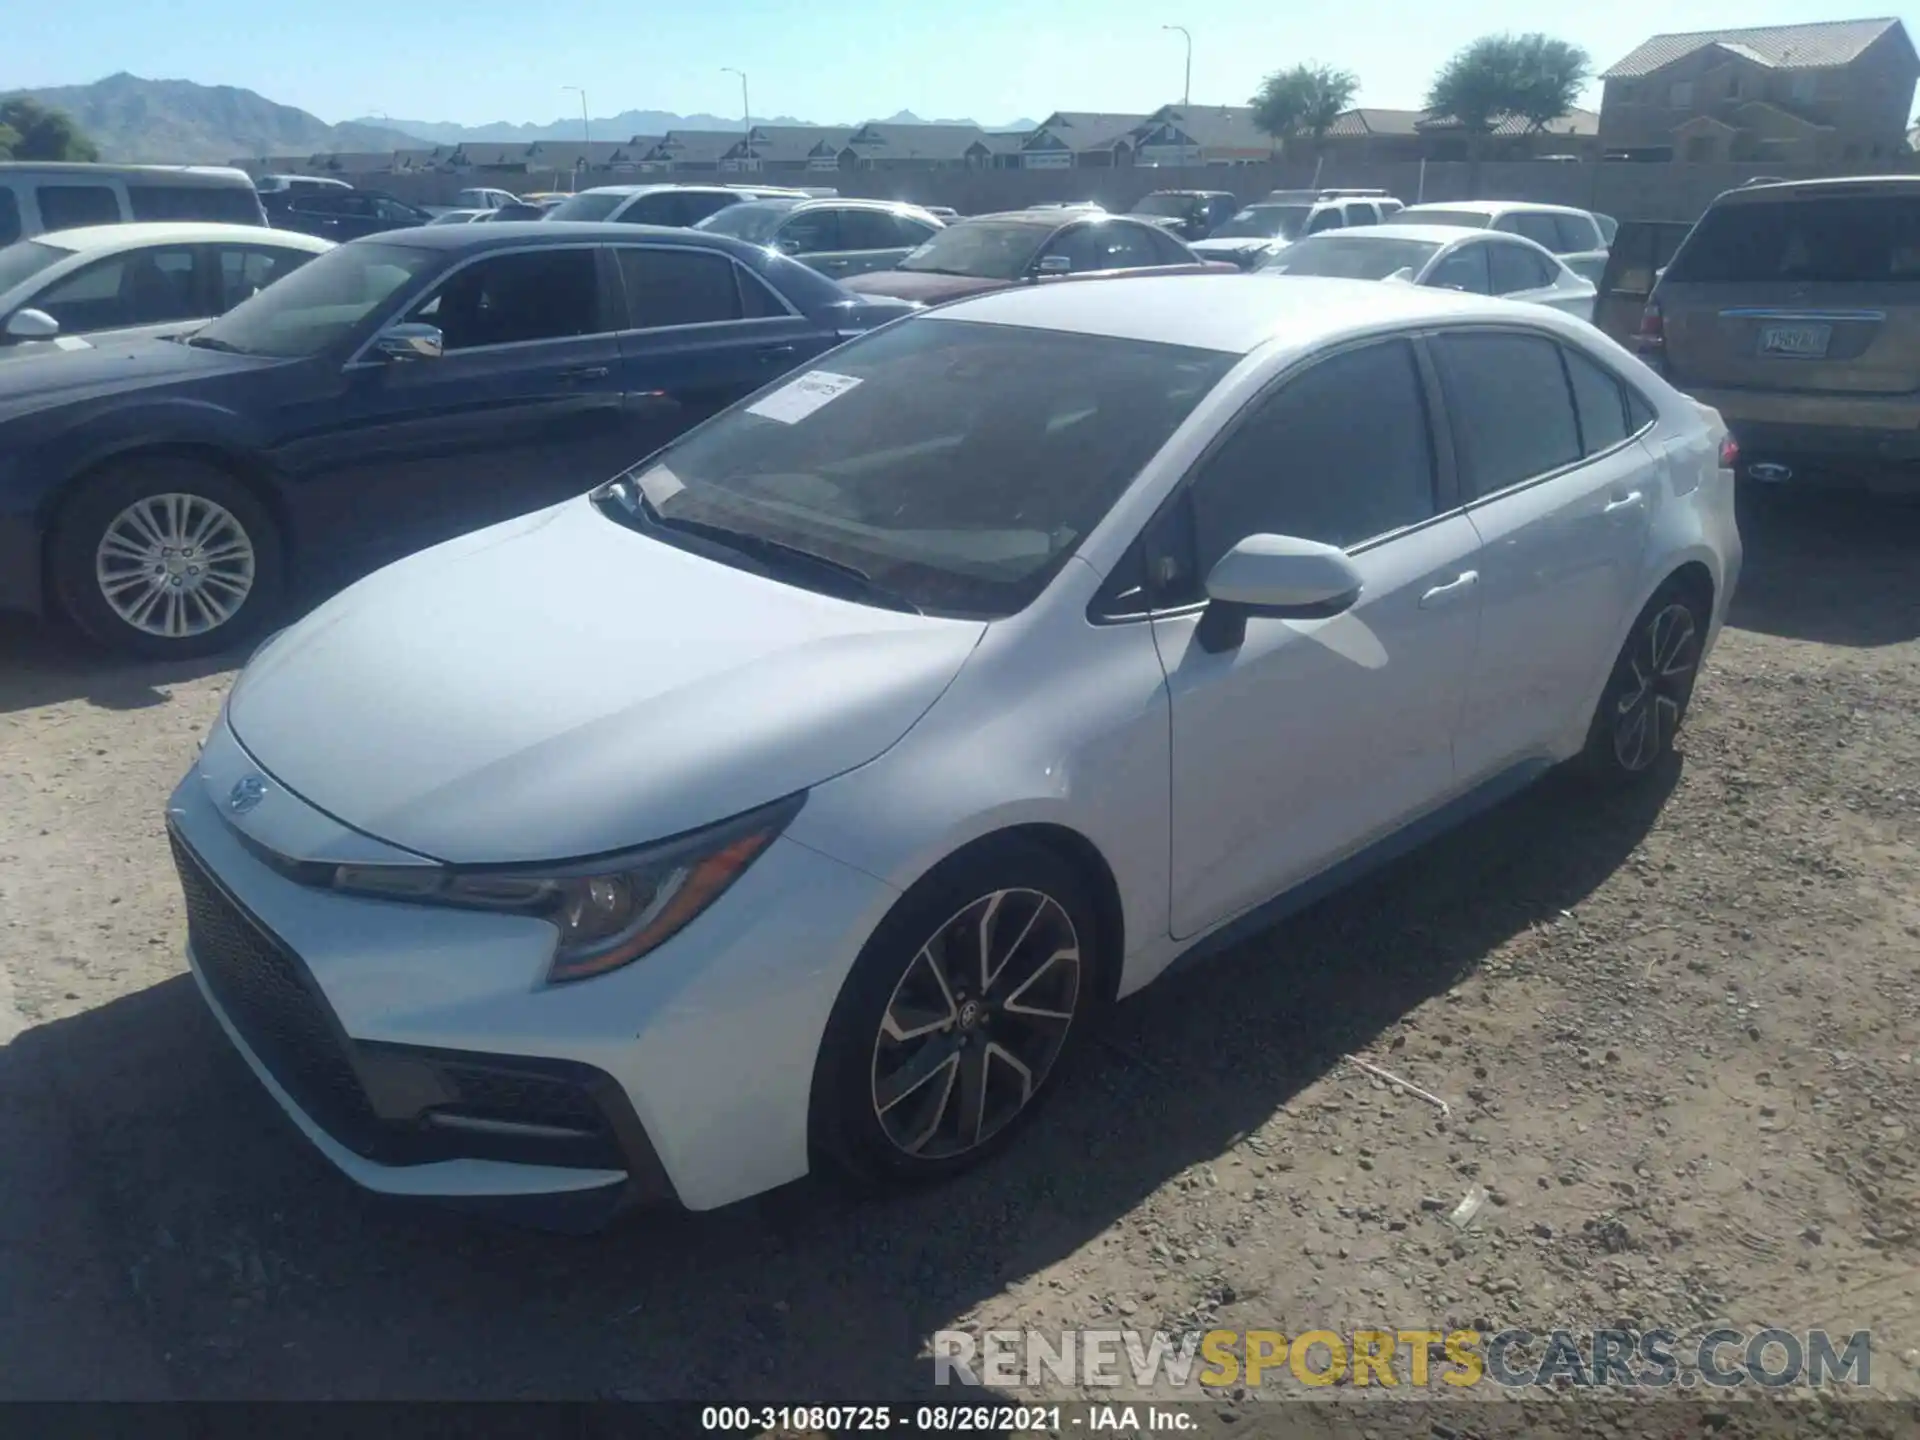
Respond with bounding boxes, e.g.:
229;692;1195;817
1719;435;1740;471
1636;299;1665;354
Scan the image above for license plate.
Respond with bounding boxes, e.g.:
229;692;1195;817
1759;322;1832;358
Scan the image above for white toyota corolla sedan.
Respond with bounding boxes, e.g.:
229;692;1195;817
167;275;1741;1227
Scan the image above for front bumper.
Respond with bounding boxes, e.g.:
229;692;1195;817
167;719;900;1218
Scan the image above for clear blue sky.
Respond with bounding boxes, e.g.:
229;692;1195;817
7;1;1911;128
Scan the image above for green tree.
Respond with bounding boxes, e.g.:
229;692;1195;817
1251;63;1360;153
0;98;100;162
1427;33;1590;146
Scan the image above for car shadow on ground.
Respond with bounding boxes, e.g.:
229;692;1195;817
1729;486;1920;649
6;761;1677;1400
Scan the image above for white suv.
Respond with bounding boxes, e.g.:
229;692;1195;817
1190;189;1404;269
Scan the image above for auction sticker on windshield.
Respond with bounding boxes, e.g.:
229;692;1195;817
747;370;863;424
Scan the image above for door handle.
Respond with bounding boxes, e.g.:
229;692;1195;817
757;344;797;361
1418;570;1479;609
558;365;610;382
1603;490;1645;514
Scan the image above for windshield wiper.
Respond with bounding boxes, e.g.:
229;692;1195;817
185;334;247;353
604;486;922;615
898;265;977;278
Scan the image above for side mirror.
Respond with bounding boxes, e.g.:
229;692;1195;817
4;308;60;341
1196;534;1363;653
1035;254;1073;276
374;322;444;361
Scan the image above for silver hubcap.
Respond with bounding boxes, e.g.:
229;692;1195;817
1612;603;1699;771
95;493;256;639
871;888;1081;1160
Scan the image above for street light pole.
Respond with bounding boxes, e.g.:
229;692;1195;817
722;67;751;158
561;85;591;146
1161;25;1192;108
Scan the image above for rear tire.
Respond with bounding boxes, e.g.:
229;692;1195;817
809;838;1101;1190
1578;580;1708;785
50;457;284;661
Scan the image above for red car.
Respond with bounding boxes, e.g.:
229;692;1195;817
840;209;1234;304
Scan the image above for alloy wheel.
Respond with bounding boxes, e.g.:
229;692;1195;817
94;492;257;640
870;888;1081;1160
1611;602;1699;772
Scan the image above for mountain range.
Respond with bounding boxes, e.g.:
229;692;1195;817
0;74;1038;163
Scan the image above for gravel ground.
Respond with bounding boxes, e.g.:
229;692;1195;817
1;489;1916;1415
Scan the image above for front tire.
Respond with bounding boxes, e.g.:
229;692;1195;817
50;457;284;660
810;839;1100;1189
1580;581;1707;784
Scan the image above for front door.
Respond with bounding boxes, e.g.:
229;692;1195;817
1150;338;1484;938
608;243;836;457
1427;328;1656;784
278;244;638;571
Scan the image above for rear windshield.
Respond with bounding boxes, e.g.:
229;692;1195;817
1262;235;1440;280
545;192;627;222
596;317;1237;618
1400;209;1492;230
1665;194;1920;284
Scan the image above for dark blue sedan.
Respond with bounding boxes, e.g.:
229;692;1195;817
0;222;916;657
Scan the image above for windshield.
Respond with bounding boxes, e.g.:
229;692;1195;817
1209;204;1310;241
598;317;1236;617
1401;209;1491;230
545;192;628;222
897;220;1050;278
1131;194;1196;219
0;240;71;296
696;202;796;245
192;241;435;358
1261;235;1441;280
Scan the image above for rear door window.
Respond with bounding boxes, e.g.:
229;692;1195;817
616;247;746;328
1552;213;1600;253
407;247;603;349
1665;194;1920;283
36;185;121;231
777;208;842;254
1432;331;1582;497
840;208;907;251
1507;212;1565;252
215;245;316;309
1488;241;1553;295
1306;206;1342;234
128;184;261;224
1562;347;1631;454
1427;243;1491;294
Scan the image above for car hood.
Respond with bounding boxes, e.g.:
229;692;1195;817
0;334;259;421
839;270;1012;304
225;496;987;865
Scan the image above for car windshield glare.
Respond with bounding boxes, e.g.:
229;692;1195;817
0;240;71;295
1262;236;1441;281
192;242;436;358
545;192;627;222
606;318;1236;617
696;202;794;245
1210;205;1309;240
897;221;1049;278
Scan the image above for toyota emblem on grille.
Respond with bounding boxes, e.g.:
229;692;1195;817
227;775;268;815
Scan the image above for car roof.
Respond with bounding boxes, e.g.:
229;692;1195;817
1402;199;1589;218
365;220;779;257
923;272;1517;354
1713;173;1920;203
29;222;332;254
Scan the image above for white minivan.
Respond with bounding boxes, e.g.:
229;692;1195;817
0;163;269;245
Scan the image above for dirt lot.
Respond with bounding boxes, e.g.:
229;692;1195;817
1;490;1916;1414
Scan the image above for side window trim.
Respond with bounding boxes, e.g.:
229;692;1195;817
1560;341;1661;457
1089;336;1453;623
1428;323;1599;504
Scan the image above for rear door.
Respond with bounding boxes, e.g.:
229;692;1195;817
609;243;836;456
1432;328;1655;782
1595;221;1692;343
835;208;931;276
1656;187;1920;398
774;207;847;274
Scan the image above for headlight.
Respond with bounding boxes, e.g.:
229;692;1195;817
330;793;803;983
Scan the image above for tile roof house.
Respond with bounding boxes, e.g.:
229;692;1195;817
723;125;855;173
449;143;533;172
1323;106;1599;159
1131;104;1276;166
648;129;750;172
1018;111;1151;168
1598;18;1919;162
838;121;996;169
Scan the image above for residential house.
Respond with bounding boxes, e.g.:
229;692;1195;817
449;143;533;174
1018;111;1150;168
721;125;854;173
392;146;458;173
838;122;995;169
647;129;750;173
309;151;396;175
1131;104;1276;166
981;129;1030;170
1598;17;1920;163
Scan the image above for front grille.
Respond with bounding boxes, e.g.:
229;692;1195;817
171;830;387;1153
